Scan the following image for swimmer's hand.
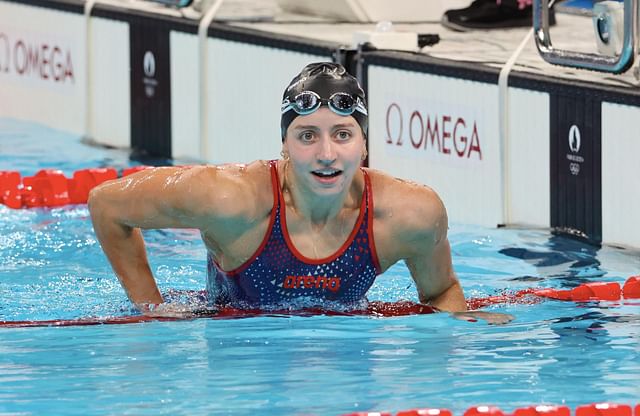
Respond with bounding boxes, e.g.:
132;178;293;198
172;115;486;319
136;302;196;318
451;311;515;325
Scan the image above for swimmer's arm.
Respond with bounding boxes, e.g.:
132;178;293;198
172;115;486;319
89;213;162;307
403;204;515;324
405;235;467;313
88;166;249;306
402;190;467;313
397;187;513;324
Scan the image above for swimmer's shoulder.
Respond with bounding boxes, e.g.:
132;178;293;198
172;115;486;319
363;168;447;233
168;160;274;219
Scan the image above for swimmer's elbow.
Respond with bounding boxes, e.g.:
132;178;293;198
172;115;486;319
87;184;108;216
88;185;136;241
87;186;98;205
429;281;467;313
87;185;101;213
88;183;119;224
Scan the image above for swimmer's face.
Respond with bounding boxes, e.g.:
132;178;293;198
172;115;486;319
283;107;365;196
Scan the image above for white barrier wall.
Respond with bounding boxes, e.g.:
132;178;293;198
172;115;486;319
205;38;331;163
507;88;550;228
170;30;200;161
89;17;130;148
367;65;502;227
0;2;86;135
601;102;640;248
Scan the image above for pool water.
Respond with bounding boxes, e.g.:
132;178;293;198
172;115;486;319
1;118;639;415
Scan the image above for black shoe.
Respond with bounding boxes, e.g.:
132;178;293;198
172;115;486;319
441;0;556;31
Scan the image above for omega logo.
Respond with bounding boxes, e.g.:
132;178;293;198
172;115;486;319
384;102;482;160
0;32;75;83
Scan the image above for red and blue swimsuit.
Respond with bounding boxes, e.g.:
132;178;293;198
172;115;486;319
207;161;382;308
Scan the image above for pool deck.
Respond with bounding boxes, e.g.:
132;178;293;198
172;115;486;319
89;0;640;92
209;0;640;90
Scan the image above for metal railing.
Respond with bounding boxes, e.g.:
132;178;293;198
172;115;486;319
534;0;638;73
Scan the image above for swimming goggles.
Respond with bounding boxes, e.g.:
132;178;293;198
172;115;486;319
281;91;368;117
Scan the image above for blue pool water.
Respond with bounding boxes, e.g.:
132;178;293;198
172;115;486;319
1;118;639;415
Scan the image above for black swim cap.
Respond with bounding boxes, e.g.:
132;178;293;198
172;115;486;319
280;62;368;141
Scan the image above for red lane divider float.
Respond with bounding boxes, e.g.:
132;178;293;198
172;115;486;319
513;405;570;416
0;301;437;329
465;276;640;309
0;167;151;209
344;403;638;416
397;409;453;416
0;276;638;329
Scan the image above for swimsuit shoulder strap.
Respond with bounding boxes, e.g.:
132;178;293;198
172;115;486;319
269;160;281;210
361;168;382;273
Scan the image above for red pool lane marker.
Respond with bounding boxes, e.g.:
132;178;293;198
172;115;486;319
69;168;118;204
2;275;639;329
344;413;393;416
414;275;640;310
534;282;621;302
343;403;639;416
366;300;436;316
576;403;634;416
0;315;182;328
343;412;393;416
464;406;504;416
396;410;452;416
533;277;640;303
0;167;147;209
0;171;22;208
512;405;570;416
465;288;541;310
473;276;640;306
0;302;438;329
25;170;73;207
622;276;640;299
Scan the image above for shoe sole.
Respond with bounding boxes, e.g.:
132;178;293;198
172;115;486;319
441;11;556;31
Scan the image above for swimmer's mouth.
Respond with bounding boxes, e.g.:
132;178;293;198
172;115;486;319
311;169;343;178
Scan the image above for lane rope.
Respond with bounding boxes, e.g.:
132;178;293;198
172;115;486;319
0;167;150;209
1;276;637;328
345;402;640;416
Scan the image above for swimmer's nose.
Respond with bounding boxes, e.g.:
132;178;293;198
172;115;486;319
317;137;337;165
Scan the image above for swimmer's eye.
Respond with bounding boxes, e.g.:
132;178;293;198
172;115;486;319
336;130;352;141
299;131;316;142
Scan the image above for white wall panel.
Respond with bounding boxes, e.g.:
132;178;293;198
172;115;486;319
206;39;330;163
0;2;85;135
170;31;199;161
367;65;501;227
507;88;550;228
601;102;640;248
90;17;130;148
